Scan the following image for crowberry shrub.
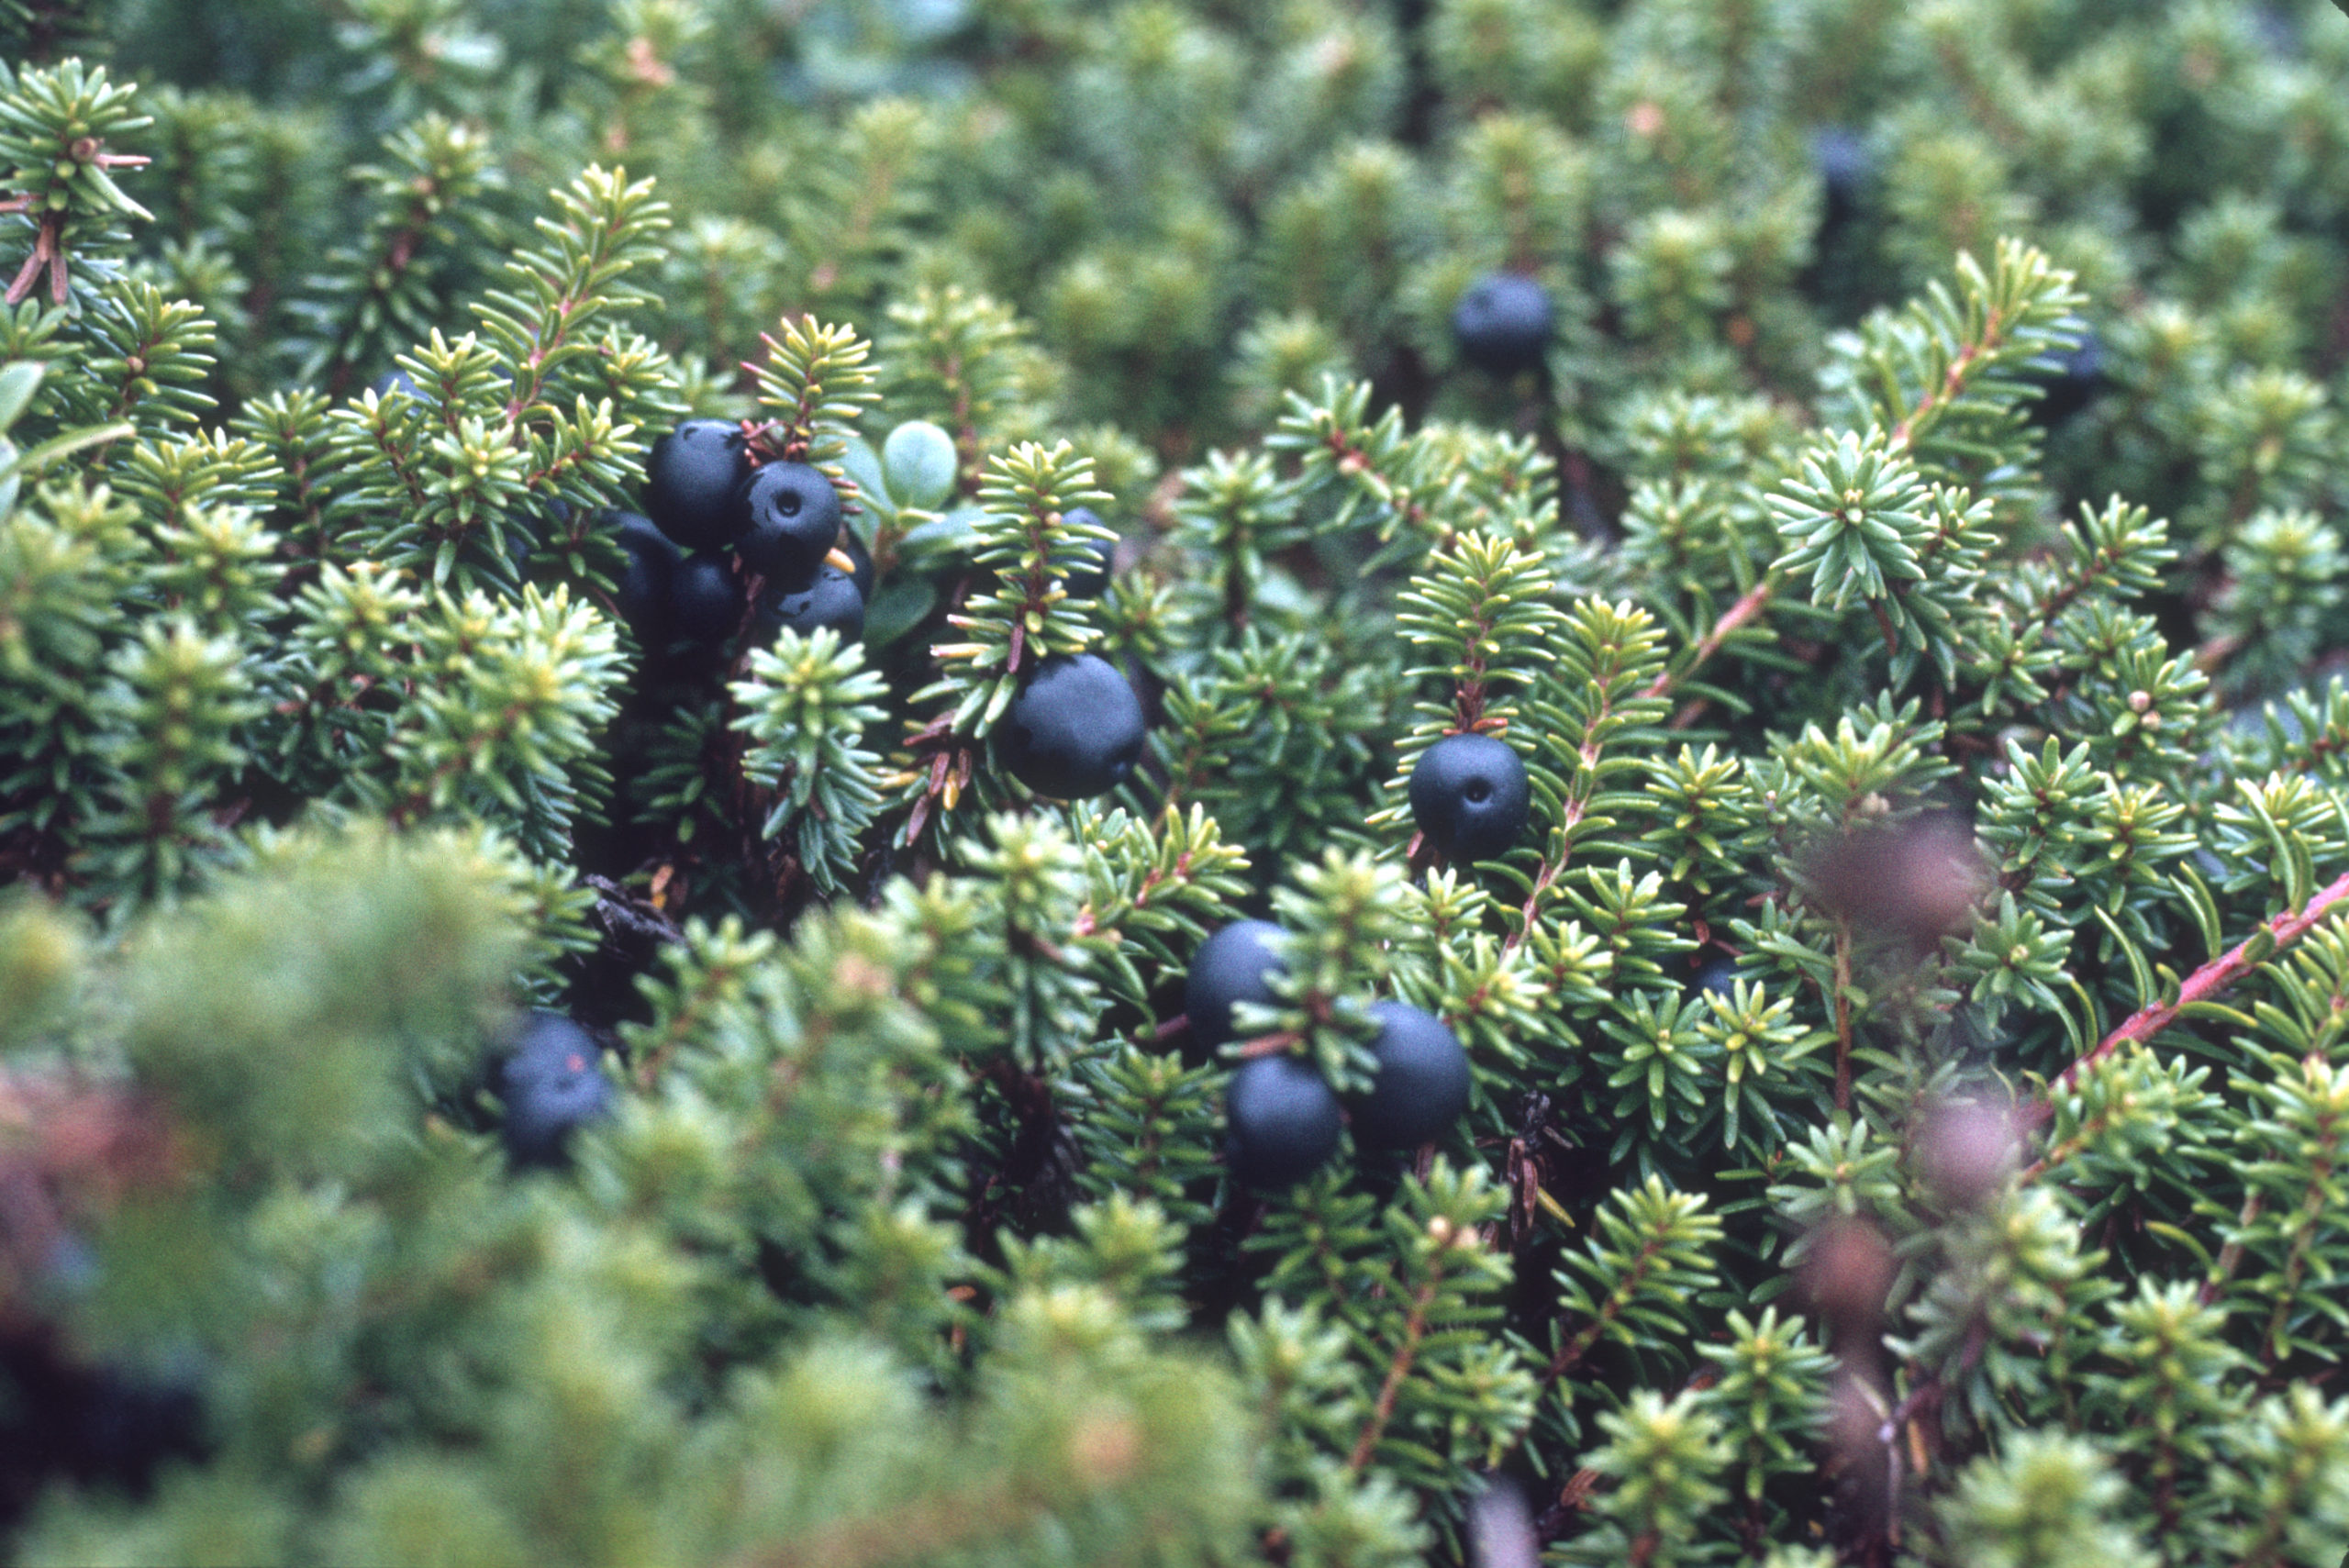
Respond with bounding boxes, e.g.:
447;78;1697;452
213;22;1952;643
4;3;2349;1566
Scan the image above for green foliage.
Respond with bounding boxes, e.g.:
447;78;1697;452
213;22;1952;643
6;4;2349;1567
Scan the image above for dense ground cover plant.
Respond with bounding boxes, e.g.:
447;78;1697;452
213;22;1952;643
5;0;2349;1563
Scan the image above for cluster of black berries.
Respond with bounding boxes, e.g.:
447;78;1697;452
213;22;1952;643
615;420;869;654
1184;921;1473;1190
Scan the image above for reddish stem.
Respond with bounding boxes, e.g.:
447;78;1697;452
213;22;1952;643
1642;574;1776;704
2043;868;2349;1110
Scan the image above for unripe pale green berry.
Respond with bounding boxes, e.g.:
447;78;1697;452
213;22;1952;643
882;420;959;511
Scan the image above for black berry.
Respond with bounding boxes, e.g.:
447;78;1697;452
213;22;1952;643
1348;1001;1472;1151
499;1011;611;1168
607;510;678;642
752;564;865;644
2030;330;2106;428
1813;126;1871;235
1689;957;1742;1000
1225;1053;1342;1191
1408;733;1531;863
736;462;843;585
1062;506;1116;599
998;652;1147;800
670;552;744;645
644;419;749;551
1452;272;1553;377
1184;920;1289;1055
69;1366;206;1494
505;496;570;581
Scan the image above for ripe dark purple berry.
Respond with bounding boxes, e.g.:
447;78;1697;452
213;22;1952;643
644;419;749;551
751;565;865;645
1408;733;1531;864
737;462;844;585
2029;330;2106;428
1225;1053;1342;1190
1452;272;1553;377
1348;1001;1472;1151
1689;957;1742;1000
499;1011;611;1168
607;510;678;642
68;1366;206;1493
1812;126;1872;235
670;552;744;645
1184;920;1289;1055
998;652;1147;800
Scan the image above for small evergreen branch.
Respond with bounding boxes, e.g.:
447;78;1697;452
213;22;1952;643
1639;573;1772;706
729;627;888;895
1504;600;1668;950
2048;877;2349;1106
1648;240;2082;708
1537;1176;1722;1390
891;441;1111;845
747;314;879;467
479;164;671;432
290;116;499;395
1344;1248;1448;1473
0;59;150;306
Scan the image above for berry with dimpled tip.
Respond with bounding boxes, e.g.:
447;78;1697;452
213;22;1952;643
997;652;1146;800
752;565;865;644
499;1011;612;1168
1184;920;1289;1056
670;552;744;645
736;462;843;584
1452;272;1553;377
1225;1053;1342;1191
1408;733;1531;863
1348;1001;1472;1151
644;419;749;550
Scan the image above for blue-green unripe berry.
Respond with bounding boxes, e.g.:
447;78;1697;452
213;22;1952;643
882;419;959;511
